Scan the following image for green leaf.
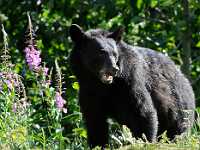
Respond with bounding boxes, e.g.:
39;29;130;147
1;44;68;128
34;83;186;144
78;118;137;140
151;0;158;8
159;0;175;7
136;0;143;10
73;128;87;138
72;82;79;90
62;112;81;122
68;75;76;79
196;41;200;48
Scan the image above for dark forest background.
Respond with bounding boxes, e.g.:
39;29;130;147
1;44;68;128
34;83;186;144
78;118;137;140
1;0;200;104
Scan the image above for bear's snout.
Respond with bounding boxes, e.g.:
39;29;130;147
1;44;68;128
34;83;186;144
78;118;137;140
100;66;119;84
112;66;119;74
102;73;113;84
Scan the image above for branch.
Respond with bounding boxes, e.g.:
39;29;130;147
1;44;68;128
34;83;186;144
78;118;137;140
180;0;192;79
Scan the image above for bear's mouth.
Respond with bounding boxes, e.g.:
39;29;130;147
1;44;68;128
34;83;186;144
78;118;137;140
101;73;114;84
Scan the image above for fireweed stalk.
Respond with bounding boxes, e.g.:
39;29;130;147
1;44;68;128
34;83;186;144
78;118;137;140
24;13;67;113
24;13;51;96
55;59;67;113
24;13;48;74
0;24;27;113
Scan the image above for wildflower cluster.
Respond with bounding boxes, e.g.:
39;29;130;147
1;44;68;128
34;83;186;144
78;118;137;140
0;25;27;113
0;72;21;92
23;13;67;113
0;72;16;90
55;91;67;113
24;13;48;75
0;14;82;150
55;59;67;113
24;45;41;71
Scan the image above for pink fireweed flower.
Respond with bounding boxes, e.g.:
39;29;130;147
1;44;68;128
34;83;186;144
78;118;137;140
24;45;41;71
0;72;20;91
55;92;65;109
12;103;17;113
45;79;51;87
4;79;12;89
55;92;67;113
43;67;49;76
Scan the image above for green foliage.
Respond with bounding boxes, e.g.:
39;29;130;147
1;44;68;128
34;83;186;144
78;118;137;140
0;18;88;149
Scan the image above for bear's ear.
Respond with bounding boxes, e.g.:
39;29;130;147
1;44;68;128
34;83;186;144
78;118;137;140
108;26;124;43
69;24;86;43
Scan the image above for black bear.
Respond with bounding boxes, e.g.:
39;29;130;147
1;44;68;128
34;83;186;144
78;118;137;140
69;24;195;148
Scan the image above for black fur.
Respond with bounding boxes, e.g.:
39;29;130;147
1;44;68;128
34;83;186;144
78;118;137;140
69;24;195;148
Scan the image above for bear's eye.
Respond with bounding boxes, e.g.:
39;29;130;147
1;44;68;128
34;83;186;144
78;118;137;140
99;50;107;56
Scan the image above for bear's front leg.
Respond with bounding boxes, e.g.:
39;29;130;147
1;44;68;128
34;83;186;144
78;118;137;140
79;91;108;149
83;107;108;149
131;84;158;142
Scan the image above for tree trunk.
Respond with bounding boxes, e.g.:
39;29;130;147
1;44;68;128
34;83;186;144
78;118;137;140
181;0;192;79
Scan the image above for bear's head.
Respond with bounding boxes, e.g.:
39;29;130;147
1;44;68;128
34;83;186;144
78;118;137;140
69;24;124;84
